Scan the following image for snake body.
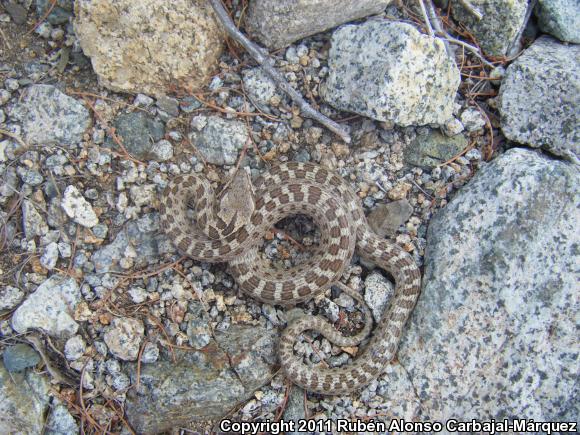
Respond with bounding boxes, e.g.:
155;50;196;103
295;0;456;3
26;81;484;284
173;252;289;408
159;162;421;394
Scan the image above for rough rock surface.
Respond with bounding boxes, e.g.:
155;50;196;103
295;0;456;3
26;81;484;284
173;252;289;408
499;36;579;162
535;0;580;43
2;344;41;372
61;185;99;228
103;317;144;361
367;199;413;237
125;325;277;434
11;275;81;337
108;112;165;160
36;0;74;25
74;0;225;95
400;148;579;421
189;115;250;165
0;286;24;311
321;21;459;126
9;85;91;146
0;361;50;434
404;129;468;168
450;0;528;56
245;0;391;49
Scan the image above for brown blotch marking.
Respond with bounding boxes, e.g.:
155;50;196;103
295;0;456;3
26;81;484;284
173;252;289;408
196;185;204;197
178;237;193;252
218;245;232;256
339;235;350;249
307;185;322;201
315;275;329;287
328;244;340;256
294;191;304;202
215;217;226;230
225;232;237;243
330;175;342;187
295;168;306;179
338;214;349;229
165;197;173;209
208;226;220;239
270;187;282;198
246;276;260;289
305;271;317;283
315;168;328;184
339;373;348;386
278;171;290;183
298;286;311;297
235;264;249;275
255;197;265;209
346;378;356;389
198;197;207;209
265;200;276;212
159;203;166;214
325;208;337;221
164;214;175;224
287;162;299;170
278;193;290;204
251;213;263;225
237;228;249;243
330;259;343;272
288;183;301;193
330;226;340;238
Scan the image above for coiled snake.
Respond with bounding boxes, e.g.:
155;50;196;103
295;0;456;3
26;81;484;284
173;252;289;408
159;162;421;394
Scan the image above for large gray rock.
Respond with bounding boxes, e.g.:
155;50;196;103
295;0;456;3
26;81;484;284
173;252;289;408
245;0;391;49
74;0;225;95
499;36;579;162
108;112;165;160
189;115;250;165
321;21;459;126
535;0;580;43
400;148;579;421
450;0;529;56
0;361;50;435
9;85;91;146
125;325;277;434
11;275;81;337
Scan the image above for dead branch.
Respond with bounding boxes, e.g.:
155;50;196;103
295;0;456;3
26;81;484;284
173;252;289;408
207;0;352;144
458;0;483;20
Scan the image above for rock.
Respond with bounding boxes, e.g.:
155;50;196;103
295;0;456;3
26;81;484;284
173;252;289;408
74;0;225;95
61;185;99;228
242;68;280;113
450;0;528;56
4;2;28;24
321;21;459;126
460;107;486;132
187;301;212;349
535;0;580;43
125;325;277;434
140;342;159;364
364;272;395;323
2;344;41;372
40;241;59;270
44;399;79;435
92;214;169;273
282;387;307;433
36;0;74;25
189;116;250;165
104;317;144;361
109;112;165;160
0;286;24;311
499;36;579;162
0;361;50;434
9;85;91;146
404;129;468;168
245;0;391;49
400;148;578;421
367;199;413;238
155;95;180;117
12;275;81;337
64;335;87;361
151;139;174;162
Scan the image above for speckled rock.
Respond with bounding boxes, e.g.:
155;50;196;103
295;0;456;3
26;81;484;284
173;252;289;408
74;0;225;94
189;115;250;165
242;68;280;114
404;129;468;168
0;361;50;434
499;36;579;162
44;399;79;435
535;0;580;43
0;286;24;311
103;317;144;361
9;85;91;146
400;148;579;421
11;275;81;337
364;271;395;323
450;0;528;56
125;325;277;434
61;185;99;228
321;21;459;126
245;0;391;49
36;0;74;25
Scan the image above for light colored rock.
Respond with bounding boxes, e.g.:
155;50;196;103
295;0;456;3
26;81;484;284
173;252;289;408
400;148;579;421
104;317;144;361
364;272;395;323
44;399;79;435
499;36;579;162
11;275;81;337
64;335;87;361
40;241;59;270
404;129;468;168
74;0;225;95
0;286;24;311
61;185;99;227
245;0;391;49
535;0;580;43
450;0;528;56
9;84;91;146
242;68;279;114
2;344;40;372
22;199;49;238
321;21;459;126
0;362;50;435
189;116;250;165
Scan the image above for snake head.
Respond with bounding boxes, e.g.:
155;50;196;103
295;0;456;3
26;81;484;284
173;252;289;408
215;169;255;235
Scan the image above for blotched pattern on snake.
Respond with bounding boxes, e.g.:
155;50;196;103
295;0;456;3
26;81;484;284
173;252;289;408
159;161;421;394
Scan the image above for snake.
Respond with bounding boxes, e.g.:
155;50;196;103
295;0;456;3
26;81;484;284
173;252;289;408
159;161;421;395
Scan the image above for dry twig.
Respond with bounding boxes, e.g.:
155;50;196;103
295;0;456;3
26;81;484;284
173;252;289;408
207;0;351;143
